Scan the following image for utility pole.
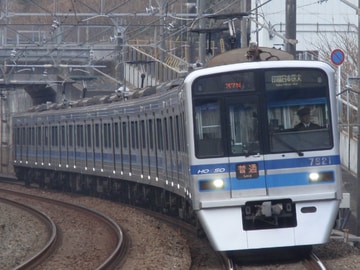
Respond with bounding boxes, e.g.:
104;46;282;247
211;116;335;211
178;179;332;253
159;0;167;62
285;0;296;57
198;0;206;64
357;0;360;236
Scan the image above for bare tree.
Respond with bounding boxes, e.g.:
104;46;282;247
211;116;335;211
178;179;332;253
311;31;358;127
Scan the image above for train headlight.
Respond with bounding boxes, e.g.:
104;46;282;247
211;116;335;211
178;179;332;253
199;179;225;191
308;171;334;183
213;179;225;188
309;172;320;181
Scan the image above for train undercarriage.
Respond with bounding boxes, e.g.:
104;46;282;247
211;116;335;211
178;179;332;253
14;166;195;224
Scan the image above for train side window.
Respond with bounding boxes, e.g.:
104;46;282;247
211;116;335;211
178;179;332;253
86;124;92;148
114;122;119;149
108;123;112;148
15;127;20;145
68;124;73;147
51;126;58;147
28;127;35;146
176;115;181;151
68;124;74;147
170;116;175;151
164;118;169;151
37;126;42;146
156;118;163;151
148;119;154;150
181;112;187;153
31;127;34;146
32;127;36;146
122;122;128;148
140;120;146;149
44;126;49;146
61;125;66;147
103;123;111;149
27;127;31;146
95;123;100;148
26;127;30;146
131;121;139;149
76;124;84;147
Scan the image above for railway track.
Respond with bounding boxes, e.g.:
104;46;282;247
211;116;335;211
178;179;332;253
304;252;327;270
0;196;57;269
0;177;350;269
227;249;327;270
0;187;127;269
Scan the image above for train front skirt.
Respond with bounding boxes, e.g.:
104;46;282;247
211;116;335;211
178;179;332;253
197;198;340;251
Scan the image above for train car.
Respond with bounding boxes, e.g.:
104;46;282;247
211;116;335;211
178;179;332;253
12;47;342;251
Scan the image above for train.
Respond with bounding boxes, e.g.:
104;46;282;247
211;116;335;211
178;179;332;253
12;47;342;251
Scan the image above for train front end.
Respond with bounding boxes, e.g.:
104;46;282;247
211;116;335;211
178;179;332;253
184;61;342;251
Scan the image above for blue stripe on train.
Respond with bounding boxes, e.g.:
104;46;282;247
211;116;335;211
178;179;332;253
191;155;340;175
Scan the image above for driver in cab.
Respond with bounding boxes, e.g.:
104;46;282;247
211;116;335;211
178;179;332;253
294;107;320;130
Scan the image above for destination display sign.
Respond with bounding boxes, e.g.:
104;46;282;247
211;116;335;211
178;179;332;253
192;71;255;95
225;81;243;89
236;162;259;179
271;74;302;87
265;69;327;90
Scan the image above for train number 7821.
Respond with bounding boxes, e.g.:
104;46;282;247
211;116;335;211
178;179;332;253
309;157;332;166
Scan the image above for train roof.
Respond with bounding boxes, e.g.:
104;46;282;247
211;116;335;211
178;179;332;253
206;47;294;67
25;77;185;114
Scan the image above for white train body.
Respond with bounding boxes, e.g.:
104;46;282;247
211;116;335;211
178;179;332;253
13;59;342;251
184;60;341;250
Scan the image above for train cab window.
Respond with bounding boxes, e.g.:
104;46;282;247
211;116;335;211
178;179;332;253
265;68;332;153
194;100;224;157
228;97;260;156
268;102;331;153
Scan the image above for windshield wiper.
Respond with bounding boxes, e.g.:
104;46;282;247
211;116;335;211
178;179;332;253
272;134;304;156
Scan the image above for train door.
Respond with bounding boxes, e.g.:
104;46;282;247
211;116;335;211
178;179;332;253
93;120;102;172
225;95;267;198
35;125;41;165
147;115;156;181
67;122;74;169
60;123;66;167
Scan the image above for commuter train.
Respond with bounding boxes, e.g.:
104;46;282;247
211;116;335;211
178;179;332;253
12;47;342;251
